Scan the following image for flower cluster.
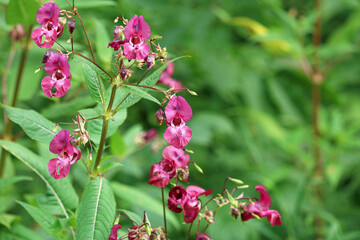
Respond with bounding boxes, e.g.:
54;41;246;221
32;2;63;48
241;185;282;227
32;2;73;98
48;130;81;179
168;185;212;223
108;15;151;61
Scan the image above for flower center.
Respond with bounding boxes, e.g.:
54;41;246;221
45;21;54;31
131;35;142;45
54;70;64;80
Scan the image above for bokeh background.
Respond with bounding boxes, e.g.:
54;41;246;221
1;0;360;239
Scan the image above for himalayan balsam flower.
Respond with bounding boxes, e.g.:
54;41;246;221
41;53;72;98
168;185;212;223
48;130;80;179
157;60;183;91
32;2;63;48
108;224;121;240
196;233;212;240
163;96;192;148
241;185;282;227
108;15;151;61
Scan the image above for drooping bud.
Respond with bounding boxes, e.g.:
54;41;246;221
146;55;155;70
41;50;52;63
120;67;127;80
155;108;165;125
70;137;79;147
178;165;189;183
195;233;212;240
9;24;25;41
230;205;240;220
67;20;75;34
204;209;214;223
113;26;123;40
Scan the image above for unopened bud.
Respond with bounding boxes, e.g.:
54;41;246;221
228;177;244;185
187;89;198;96
70;137;78;147
67;20;75;34
230;205;240;220
58;17;67;26
9;24;25;41
113;27;123;40
204;209;214;223
193;162;203;174
41;50;52;63
146;55;155;70
114;16;120;23
155;109;165;125
120;67;127;80
67;36;72;44
135;59;145;69
178;165;189;183
185;149;194;154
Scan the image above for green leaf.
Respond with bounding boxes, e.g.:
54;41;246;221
5;0;39;26
117;209;142;225
82;64;106;106
0;176;32;189
110;131;126;156
94;19;112;64
113;57;186;110
0;140;79;211
17;201;65;238
112;182;179;230
69;54;111;82
0;104;60;144
0;213;20;229
120;85;161;105
80;107;127;146
76;177;116;240
99;161;122;173
0;224;43;240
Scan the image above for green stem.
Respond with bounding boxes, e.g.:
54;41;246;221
93;86;117;174
0;25;33;178
76;11;95;61
161;187;168;240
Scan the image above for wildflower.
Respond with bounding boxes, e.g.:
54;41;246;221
108;224;121;240
168;185;212;223
162;145;189;169
241;185;282;227
41;53;71;98
157;61;183;92
48;130;81;179
32;2;63;48
195;233;212;240
148;159;175;188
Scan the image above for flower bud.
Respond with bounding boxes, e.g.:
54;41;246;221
204;209;214;223
67;20;75;34
58;17;67;26
9;24;25;41
113;27;123;40
120;67;127;80
230;205;240;220
178;165;189;183
155;108;165;125
146;55;155;70
70;137;79;147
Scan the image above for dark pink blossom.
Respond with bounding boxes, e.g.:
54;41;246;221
163;124;192;149
48;130;81;179
168;185;212;223
195;233;212;240
157;61;183;92
123;15;151;60
108;224;121;240
162;145;189;169
241;185;282;227
148;159;175;188
165;96;192;123
41;53;71;98
32;2;63;48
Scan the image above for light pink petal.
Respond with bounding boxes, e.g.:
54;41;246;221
165;96;192;122
162;145;189;169
53;78;71;98
36;2;60;25
123;42;136;60
164;125;192;149
48;158;70;179
45;53;70;75
134;42;150;60
41;76;56;98
125;15;151;41
32;28;56;48
165;61;174;76
158;77;183;92
49;130;71;154
255;185;271;208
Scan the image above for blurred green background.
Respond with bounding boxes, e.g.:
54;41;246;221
1;0;360;239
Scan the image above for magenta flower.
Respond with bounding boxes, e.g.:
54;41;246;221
48;130;81;179
195;233;212;240
168;185;212;223
108;224;121;240
41;53;71;98
32;2;63;48
157;61;183;92
148;159;176;188
123;15;151;60
162;145;189;169
163;96;193;148
241;185;282;227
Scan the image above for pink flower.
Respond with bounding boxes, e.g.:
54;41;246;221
108;224;121;240
168;185;212;223
48;130;81;179
162;145;189;169
157;61;183;91
32;2;63;48
163;123;192;149
123;15;151;60
241;185;282;227
195;233;212;240
41;53;71;98
148;159;176;188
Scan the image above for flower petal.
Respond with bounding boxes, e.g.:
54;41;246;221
53;78;71;98
163;125;192;149
162;145;189;169
41;76;56;98
165;96;192;123
49;130;72;154
45;53;70;75
32;28;56;48
123;42;136;60
125;15;151;41
48;158;70;179
134;42;150;60
36;2;60;25
255;185;271;208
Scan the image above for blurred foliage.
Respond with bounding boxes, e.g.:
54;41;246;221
1;0;360;239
